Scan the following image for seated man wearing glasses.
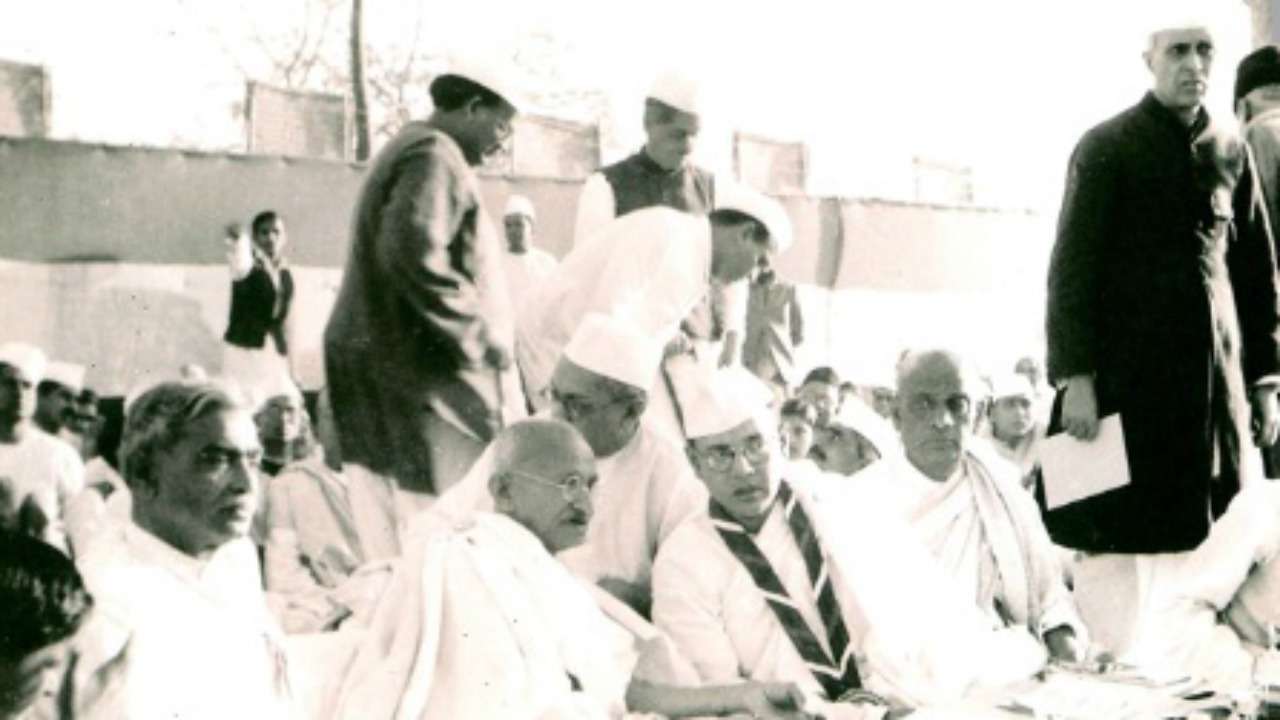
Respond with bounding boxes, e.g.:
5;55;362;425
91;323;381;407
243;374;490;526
431;313;706;616
652;369;1048;718
854;348;1086;663
71;381;295;718
336;417;813;719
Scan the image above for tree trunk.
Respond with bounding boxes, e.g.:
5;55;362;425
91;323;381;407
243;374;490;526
349;0;371;161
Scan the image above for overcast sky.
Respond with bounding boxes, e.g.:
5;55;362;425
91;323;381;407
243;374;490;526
0;0;1256;210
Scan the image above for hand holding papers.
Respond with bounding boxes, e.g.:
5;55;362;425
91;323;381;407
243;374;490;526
1040;414;1131;510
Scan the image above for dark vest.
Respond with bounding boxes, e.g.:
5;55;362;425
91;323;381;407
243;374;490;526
601;151;719;337
600;150;715;217
224;263;294;354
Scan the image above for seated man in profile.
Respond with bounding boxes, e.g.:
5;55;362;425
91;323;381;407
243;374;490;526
653;369;1046;719
72;381;295;719
809;399;898;478
432;313;707;616
855;349;1085;662
336;417;810;720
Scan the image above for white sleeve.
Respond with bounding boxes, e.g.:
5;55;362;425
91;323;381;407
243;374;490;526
573;173;615;248
226;233;254;281
650;532;742;684
720;279;750;337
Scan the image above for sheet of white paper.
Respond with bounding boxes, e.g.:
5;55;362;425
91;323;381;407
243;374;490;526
1040;414;1131;510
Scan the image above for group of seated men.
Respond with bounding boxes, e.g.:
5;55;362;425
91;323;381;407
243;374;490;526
7;296;1280;719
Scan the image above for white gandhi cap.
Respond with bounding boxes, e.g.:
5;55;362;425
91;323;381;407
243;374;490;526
682;366;773;440
504;194;537;221
562;313;662;392
648;68;705;116
0;342;47;383
716;182;794;256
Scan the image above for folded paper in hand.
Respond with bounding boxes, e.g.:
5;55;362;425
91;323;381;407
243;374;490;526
1040;414;1130;510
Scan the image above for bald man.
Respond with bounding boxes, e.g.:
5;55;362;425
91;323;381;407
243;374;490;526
854;349;1085;663
336;418;810;719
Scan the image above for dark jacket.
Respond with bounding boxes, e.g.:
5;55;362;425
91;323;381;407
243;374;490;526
224;262;293;354
324;123;507;493
1042;92;1280;553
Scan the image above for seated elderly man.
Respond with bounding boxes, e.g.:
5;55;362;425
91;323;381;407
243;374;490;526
336;417;810;719
262;388;400;634
71;381;295;718
854;349;1085;662
432;312;706;615
653;369;1046;719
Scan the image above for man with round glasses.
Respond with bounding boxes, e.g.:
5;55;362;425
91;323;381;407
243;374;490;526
652;368;1048;717
430;313;707;616
855;348;1086;665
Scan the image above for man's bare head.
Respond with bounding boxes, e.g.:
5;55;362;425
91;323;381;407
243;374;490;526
892;348;980;482
489;418;597;553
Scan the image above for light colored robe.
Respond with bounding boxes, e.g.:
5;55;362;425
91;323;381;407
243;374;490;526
332;512;683;719
501;246;558;305
429;418;706;592
0;427;84;554
72;524;295;719
651;474;1046;714
516;208;711;400
263;456;401;633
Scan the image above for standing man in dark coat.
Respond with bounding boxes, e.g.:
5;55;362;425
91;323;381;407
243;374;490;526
1045;16;1280;656
222;210;296;400
325;56;521;497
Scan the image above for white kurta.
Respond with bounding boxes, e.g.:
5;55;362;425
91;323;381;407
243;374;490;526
500;247;558;305
0;427;84;554
572;172;616;248
73;524;295;719
333;512;649;720
516;208;711;399
651;477;1046;713
429;419;706;592
853;450;1082;643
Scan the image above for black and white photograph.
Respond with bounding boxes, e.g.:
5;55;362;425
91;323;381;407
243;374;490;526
4;0;1280;717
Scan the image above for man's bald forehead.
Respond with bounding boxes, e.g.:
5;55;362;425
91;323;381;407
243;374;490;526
895;348;980;392
492;418;593;473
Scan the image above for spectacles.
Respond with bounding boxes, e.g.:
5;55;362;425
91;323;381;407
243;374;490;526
904;394;972;422
697;435;770;472
509;469;595;500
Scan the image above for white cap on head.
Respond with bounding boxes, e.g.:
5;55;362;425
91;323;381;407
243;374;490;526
988;373;1035;401
0;342;47;383
648;68;705;117
829;398;897;455
1144;1;1215;45
683;366;772;440
445;51;527;112
562;312;661;392
716;182;794;256
504;194;537;221
43;362;85;394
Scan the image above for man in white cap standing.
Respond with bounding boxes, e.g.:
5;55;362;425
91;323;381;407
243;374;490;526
652;368;1047;717
325;54;524;497
978;373;1043;486
1046;10;1280;657
574;68;713;248
34;361;85;438
499;193;558;305
517;183;792;416
433;313;707;615
0;343;85;555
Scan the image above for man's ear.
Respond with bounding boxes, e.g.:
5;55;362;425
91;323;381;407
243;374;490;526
489;472;513;511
